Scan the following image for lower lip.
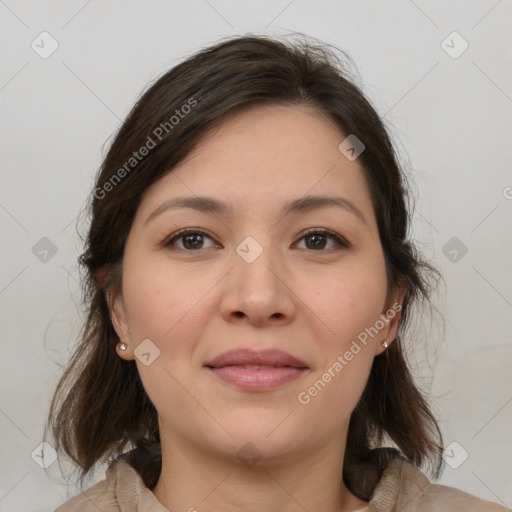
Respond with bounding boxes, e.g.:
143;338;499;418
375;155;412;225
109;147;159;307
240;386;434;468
207;366;307;391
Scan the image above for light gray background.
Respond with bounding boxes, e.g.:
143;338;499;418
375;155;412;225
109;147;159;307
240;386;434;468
1;1;511;511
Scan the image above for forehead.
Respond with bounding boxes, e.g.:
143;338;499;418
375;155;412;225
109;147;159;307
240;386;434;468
136;103;375;224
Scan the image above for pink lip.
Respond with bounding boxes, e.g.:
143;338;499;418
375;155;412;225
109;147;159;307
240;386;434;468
204;348;309;392
204;348;308;369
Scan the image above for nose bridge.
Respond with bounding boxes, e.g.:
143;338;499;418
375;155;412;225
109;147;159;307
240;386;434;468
220;231;296;324
233;233;283;293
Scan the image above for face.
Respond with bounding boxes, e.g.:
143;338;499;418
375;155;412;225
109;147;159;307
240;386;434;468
111;104;403;464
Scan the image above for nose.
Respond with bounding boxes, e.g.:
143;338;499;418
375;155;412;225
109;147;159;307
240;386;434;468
219;238;297;328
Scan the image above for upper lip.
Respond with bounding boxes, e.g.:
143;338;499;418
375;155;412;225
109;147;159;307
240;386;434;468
204;348;308;368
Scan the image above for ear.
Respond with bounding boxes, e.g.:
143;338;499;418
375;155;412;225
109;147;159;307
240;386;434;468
109;292;135;361
374;284;407;356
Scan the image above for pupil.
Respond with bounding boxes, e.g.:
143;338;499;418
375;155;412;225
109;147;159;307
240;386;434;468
184;234;202;249
181;233;327;250
308;234;325;249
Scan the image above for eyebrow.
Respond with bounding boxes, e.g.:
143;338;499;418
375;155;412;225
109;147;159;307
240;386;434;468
145;195;367;226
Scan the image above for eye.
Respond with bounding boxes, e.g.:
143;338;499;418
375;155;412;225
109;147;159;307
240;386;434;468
294;228;350;251
162;229;218;251
162;228;350;252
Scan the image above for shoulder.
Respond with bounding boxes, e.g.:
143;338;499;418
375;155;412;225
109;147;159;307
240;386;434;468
371;456;511;512
420;481;510;512
52;459;143;512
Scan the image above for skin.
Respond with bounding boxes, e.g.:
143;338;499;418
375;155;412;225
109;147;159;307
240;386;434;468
111;103;405;512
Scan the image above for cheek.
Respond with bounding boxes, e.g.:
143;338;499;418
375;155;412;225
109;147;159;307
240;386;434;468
296;327;375;440
303;260;388;343
297;260;386;425
121;257;208;412
302;355;373;435
121;255;203;341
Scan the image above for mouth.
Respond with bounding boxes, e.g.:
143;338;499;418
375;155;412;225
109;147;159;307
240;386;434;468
204;348;309;391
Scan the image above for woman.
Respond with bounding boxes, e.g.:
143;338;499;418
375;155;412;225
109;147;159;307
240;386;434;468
46;34;508;511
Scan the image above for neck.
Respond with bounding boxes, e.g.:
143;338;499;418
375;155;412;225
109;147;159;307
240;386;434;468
152;427;368;512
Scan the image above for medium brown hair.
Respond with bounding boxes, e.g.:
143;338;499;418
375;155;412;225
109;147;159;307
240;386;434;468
45;33;444;500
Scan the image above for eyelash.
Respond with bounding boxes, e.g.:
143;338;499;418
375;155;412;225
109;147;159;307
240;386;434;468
161;228;350;252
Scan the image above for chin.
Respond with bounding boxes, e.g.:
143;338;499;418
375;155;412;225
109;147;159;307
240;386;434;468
219;413;309;459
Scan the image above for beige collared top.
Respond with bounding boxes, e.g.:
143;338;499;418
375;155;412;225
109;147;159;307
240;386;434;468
54;456;510;512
